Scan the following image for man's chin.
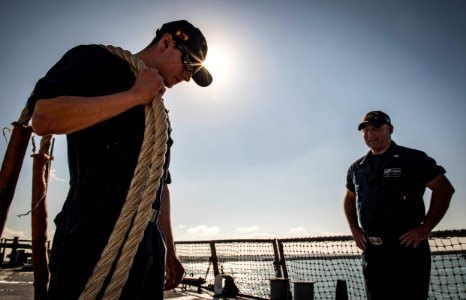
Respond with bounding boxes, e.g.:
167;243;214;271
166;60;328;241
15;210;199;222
165;80;177;88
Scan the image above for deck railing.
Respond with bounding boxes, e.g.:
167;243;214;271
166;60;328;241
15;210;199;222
175;229;466;299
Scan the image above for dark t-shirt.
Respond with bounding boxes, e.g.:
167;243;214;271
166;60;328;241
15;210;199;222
28;44;172;298
346;141;445;237
30;45;141;189
28;44;171;191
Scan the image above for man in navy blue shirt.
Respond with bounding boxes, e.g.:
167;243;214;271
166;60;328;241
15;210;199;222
29;20;212;299
344;111;454;300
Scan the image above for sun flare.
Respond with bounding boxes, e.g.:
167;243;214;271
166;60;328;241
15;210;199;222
202;46;229;84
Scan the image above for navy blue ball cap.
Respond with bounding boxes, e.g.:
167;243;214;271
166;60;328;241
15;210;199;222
158;20;213;87
358;111;392;130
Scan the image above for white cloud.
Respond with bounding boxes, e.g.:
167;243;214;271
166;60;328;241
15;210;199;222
2;227;28;239
186;225;220;237
232;226;273;239
49;168;66;182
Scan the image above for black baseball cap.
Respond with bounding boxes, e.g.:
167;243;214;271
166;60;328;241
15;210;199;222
157;20;213;87
358;111;392;130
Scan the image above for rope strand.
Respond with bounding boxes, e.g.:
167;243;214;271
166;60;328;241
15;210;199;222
79;45;169;299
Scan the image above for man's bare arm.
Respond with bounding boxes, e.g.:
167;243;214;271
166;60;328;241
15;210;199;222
159;184;184;290
400;174;454;248
32;65;165;135
343;188;366;250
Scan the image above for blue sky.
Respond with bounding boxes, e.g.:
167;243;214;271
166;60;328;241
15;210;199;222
1;0;465;241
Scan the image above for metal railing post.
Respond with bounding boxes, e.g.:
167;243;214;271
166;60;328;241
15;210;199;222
272;239;283;278
210;241;220;276
276;239;289;279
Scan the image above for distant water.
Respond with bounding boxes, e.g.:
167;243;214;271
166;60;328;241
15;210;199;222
184;254;466;299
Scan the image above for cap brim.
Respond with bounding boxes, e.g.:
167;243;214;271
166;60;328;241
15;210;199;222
192;66;213;87
358;121;384;131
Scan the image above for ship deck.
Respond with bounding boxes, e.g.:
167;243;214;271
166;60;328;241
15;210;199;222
0;267;211;300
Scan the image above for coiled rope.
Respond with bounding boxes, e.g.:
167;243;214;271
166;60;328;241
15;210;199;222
78;45;169;299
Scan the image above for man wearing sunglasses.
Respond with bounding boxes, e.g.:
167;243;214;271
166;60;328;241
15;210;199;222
28;20;212;299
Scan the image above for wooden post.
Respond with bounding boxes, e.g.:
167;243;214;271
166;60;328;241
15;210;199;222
31;136;53;300
0;122;32;238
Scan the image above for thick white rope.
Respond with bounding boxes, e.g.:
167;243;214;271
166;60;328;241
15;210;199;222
79;45;169;300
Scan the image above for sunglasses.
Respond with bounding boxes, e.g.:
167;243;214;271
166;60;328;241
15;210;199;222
174;41;199;73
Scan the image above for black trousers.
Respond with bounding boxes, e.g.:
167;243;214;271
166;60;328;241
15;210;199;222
362;239;431;300
48;185;166;300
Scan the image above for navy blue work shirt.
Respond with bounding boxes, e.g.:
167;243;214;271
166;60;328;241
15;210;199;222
346;141;445;238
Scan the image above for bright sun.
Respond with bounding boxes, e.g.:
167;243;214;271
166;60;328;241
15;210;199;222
202;46;229;84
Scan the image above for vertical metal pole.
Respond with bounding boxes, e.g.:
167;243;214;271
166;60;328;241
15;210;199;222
277;239;289;279
10;236;19;264
0;238;4;263
272;239;282;278
210;241;219;276
271;239;291;299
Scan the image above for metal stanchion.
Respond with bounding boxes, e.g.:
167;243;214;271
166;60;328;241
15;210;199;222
294;281;315;300
335;279;348;300
270;278;291;300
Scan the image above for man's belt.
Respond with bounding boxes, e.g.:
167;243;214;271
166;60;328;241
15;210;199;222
368;236;383;245
149;209;160;223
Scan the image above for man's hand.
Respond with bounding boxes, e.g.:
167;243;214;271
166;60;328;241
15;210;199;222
351;226;367;250
32;65;167;136
131;66;166;106
399;225;430;248
401;174;455;248
164;253;185;290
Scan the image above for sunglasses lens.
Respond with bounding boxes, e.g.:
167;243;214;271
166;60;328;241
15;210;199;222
183;54;194;72
176;43;196;73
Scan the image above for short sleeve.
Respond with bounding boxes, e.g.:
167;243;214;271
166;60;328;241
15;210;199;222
414;151;446;184
346;164;356;192
27;45;130;116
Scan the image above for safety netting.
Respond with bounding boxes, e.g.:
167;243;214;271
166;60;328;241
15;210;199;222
175;230;466;299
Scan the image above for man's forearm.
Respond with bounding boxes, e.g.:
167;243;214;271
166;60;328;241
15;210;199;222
160;184;175;253
344;192;359;231
422;175;455;232
31;92;141;135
